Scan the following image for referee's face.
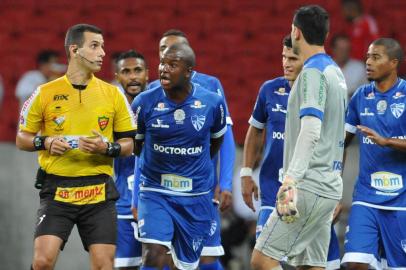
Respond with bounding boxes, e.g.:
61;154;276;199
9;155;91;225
77;32;105;72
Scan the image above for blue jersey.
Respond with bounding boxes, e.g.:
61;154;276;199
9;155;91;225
346;79;406;209
114;154;137;217
131;83;227;195
148;70;235;196
249;77;290;207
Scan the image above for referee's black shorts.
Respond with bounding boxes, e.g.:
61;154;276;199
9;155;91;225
34;174;119;251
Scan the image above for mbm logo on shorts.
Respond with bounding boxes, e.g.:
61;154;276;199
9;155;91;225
161;174;192;192
370;171;403;193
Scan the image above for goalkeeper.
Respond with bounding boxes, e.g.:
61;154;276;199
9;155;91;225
249;5;347;270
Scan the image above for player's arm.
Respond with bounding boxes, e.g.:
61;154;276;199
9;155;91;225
241;125;264;212
357;125;406;152
16;130;72;155
210;136;224;158
218;126;235;211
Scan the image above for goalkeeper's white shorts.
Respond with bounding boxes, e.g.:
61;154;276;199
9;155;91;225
255;189;338;268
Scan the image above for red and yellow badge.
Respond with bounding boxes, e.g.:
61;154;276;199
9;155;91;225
54;183;106;205
98;116;109;131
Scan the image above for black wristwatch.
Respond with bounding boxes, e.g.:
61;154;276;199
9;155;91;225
33;136;48;150
105;142;121;157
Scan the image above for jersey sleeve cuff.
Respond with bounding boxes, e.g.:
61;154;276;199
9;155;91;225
345;123;357;134
248;116;265;129
211;125;227;138
226;116;233;126
299;108;324;121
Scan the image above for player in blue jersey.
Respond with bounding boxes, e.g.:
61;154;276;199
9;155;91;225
342;38;406;270
241;35;341;270
147;29;235;270
131;43;227;270
113;50;148;269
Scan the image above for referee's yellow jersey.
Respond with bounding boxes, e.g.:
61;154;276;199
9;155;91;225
19;75;136;177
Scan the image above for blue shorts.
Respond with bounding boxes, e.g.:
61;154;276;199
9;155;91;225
138;191;215;270
256;206;340;270
115;218;142;267
342;203;406;269
201;200;224;257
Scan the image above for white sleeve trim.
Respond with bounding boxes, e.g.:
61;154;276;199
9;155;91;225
341;252;381;270
211;125;227;138
201;246;225;256
345;123;357;134
248;116;265;129
226;116;233;126
135;134;144;140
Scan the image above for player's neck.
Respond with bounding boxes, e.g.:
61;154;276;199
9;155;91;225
66;64;93;85
165;83;192;104
375;73;398;93
301;45;325;63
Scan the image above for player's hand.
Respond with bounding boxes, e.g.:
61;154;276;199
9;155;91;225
45;136;71;156
276;176;299;224
131;207;138;220
219;190;232;212
78;130;107;154
357;125;388;146
241;176;259;212
332;202;343;224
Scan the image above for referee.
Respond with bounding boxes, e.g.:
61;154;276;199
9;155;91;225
16;24;136;270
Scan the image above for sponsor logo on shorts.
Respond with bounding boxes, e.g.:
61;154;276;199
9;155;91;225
401;239;406;254
54;183;106;205
209;220;217;236
37;214;46;226
161;174;192;192
370;172;403;193
192;237;203;252
333;161;343;171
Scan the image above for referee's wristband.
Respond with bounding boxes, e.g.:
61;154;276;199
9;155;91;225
33;136;48;151
240;167;253;177
105;142;121;157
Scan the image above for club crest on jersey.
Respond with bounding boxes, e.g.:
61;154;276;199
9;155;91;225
376;100;387;114
98;116;109;131
274;87;289;96
174;109;185;124
191;115;206;131
52;115;65;131
390;103;404;118
393;92;405;99
190;100;206;109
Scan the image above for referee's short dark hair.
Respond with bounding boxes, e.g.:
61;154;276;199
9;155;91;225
64;24;102;59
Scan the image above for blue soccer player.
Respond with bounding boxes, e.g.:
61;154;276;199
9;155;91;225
241;35;341;270
131;43;227;270
114;50;149;269
147;29;235;270
342;38;406;269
